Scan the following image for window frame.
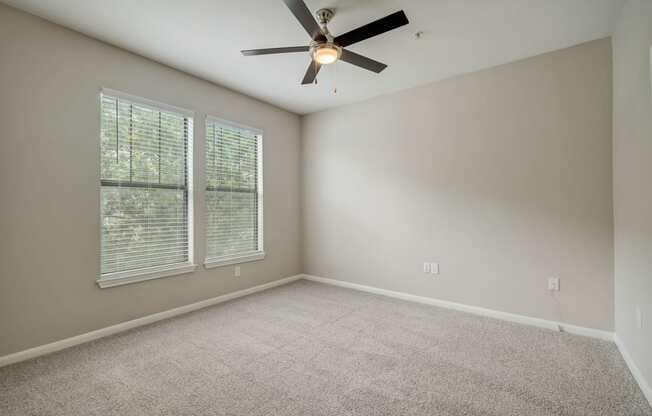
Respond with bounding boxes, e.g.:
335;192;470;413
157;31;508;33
97;88;196;288
203;115;264;269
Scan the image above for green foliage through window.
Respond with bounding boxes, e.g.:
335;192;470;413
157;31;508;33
205;120;261;259
100;94;191;276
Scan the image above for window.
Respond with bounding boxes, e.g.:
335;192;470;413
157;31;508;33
99;89;195;287
204;117;263;268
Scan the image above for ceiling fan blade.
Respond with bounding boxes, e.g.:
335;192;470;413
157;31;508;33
282;0;325;41
241;46;309;56
301;61;321;85
334;10;409;47
340;49;387;73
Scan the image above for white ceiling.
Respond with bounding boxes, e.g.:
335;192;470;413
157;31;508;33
4;0;625;114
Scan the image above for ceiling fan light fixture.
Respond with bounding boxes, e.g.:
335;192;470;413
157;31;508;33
312;44;340;65
241;1;409;85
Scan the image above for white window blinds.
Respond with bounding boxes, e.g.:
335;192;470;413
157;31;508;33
100;91;193;283
205;118;263;264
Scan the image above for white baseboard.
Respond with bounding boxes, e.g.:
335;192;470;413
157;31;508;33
0;274;303;368
614;335;652;407
0;273;619;366
4;272;648;404
301;274;614;342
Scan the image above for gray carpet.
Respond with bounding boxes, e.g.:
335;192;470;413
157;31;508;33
1;280;650;416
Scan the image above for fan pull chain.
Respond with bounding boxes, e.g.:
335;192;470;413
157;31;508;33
332;61;338;95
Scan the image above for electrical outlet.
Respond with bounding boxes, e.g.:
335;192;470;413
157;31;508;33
430;262;439;275
423;262;430;273
548;277;560;291
636;306;643;329
234;266;241;277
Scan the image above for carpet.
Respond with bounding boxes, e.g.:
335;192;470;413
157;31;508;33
1;280;650;415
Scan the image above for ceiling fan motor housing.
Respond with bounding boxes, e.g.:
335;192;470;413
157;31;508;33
311;7;339;65
316;8;334;26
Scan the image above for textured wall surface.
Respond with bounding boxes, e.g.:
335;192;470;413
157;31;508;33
302;39;614;331
0;4;301;356
613;0;652;397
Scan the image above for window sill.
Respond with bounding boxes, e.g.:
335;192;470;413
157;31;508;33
97;263;197;288
204;252;265;269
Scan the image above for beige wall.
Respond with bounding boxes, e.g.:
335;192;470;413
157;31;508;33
613;0;652;393
0;2;623;358
302;39;614;331
0;4;301;356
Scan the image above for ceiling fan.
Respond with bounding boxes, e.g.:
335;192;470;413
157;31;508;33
241;0;409;85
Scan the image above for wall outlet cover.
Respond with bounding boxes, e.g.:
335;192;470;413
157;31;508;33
548;277;560;291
